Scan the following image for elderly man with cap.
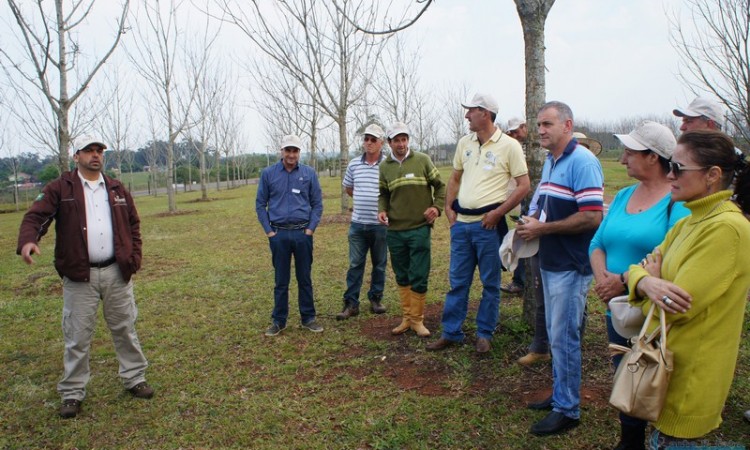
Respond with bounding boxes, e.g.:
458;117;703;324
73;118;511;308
17;135;154;419
506;116;528;143
589;121;690;450
673;96;745;159
673;96;726;133
426;93;530;354
256;134;324;336
516;101;604;436
337;124;389;320
378;122;446;337
502;116;531;297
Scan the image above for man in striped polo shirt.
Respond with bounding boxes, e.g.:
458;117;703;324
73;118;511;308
516;101;604;436
337;124;389;319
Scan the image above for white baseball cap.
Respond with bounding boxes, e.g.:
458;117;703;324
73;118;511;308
73;135;107;152
387;122;410;139
673;97;724;124
461;93;499;115
280;134;304;151
507;117;525;132
613;121;677;159
363;124;385;139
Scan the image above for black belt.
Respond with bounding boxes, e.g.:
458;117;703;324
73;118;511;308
90;256;116;268
271;222;309;230
452;199;503;216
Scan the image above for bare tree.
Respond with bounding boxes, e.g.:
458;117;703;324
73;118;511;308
250;58;326;171
442;82;470;147
96;67;134;178
144;107;163;196
216;0;388;213
0;0;130;173
187;49;224;200
128;0;217;212
670;0;750;151
373;34;421;123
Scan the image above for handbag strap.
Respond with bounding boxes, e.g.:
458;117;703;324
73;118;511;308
637;303;670;349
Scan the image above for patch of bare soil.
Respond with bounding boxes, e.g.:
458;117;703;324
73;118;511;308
354;300;612;407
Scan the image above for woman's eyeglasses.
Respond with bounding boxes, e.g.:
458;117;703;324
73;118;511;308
668;160;707;177
364;136;379;143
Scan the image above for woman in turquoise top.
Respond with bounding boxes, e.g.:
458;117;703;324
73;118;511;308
589;121;689;450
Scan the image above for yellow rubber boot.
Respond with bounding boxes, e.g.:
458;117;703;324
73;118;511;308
409;291;431;337
391;285;412;335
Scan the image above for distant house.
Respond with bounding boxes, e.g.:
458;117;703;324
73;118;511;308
8;172;31;184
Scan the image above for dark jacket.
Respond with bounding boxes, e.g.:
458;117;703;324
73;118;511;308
16;170;142;282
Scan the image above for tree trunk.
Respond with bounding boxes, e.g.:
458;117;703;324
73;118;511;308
514;0;555;326
338;116;349;213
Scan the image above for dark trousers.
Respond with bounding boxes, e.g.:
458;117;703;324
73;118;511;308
269;228;316;327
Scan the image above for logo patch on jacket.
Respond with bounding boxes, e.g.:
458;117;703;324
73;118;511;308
113;195;127;205
34;193;45;202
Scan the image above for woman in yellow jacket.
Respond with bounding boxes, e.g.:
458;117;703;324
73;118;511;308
627;130;750;449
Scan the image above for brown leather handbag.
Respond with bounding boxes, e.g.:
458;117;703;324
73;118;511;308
609;302;673;421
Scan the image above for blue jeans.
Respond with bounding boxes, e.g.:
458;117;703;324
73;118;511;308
269;229;316;327
441;221;501;341
540;269;592;420
343;222;388;307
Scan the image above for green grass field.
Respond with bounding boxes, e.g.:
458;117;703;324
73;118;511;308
1;160;748;449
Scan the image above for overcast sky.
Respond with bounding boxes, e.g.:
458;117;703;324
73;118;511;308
0;0;708;154
410;0;695;125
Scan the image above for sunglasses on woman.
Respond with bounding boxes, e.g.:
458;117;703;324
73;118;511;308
668;160;707;177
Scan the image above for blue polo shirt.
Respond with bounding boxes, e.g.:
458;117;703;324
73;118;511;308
535;139;604;274
255;160;323;234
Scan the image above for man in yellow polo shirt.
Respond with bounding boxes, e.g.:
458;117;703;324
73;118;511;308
427;93;530;353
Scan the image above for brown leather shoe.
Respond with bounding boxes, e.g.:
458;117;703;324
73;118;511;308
425;337;458;351
336;305;360;320
59;399;82;418
517;352;551;367
369;301;386;314
476;337;491;353
128;382;155;399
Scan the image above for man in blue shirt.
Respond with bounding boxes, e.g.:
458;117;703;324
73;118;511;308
516;101;604;436
256;134;324;336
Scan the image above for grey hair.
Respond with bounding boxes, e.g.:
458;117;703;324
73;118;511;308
539;101;574;123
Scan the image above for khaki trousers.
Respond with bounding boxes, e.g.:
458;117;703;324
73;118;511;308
59;264;148;400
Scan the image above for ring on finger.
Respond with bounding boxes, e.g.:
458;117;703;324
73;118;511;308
661;295;674;306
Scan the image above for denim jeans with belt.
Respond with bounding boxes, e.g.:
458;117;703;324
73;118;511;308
440;221;501;341
540;268;592;419
343;222;388;307
269;228;316;327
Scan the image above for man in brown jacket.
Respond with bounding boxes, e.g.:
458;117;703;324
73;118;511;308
17;135;153;419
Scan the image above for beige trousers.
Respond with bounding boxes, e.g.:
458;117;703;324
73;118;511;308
59;264;148;400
